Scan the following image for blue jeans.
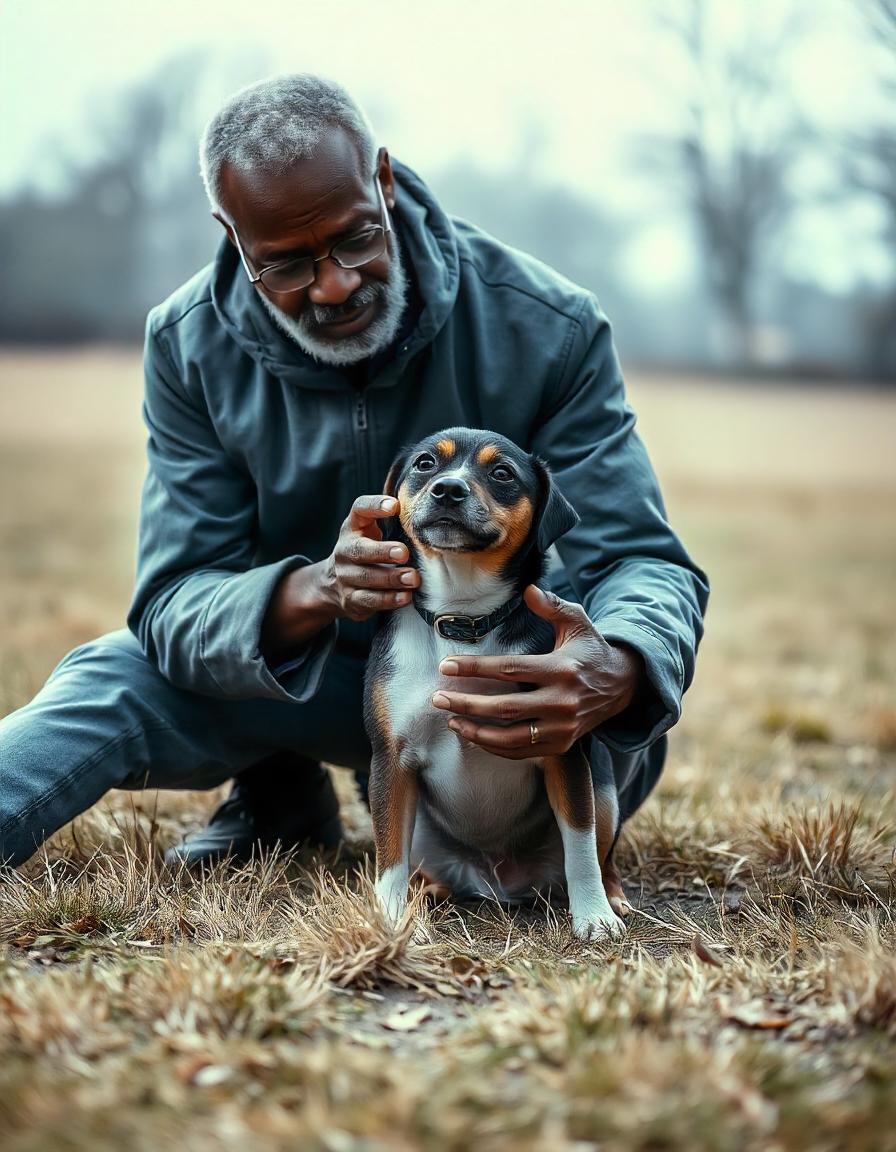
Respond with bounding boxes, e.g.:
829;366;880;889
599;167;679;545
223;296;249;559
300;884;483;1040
0;629;663;868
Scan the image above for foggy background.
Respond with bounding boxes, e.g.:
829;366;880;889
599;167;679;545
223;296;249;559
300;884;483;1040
2;0;894;379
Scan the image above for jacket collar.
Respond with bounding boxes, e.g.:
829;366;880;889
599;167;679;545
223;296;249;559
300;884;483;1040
210;158;460;391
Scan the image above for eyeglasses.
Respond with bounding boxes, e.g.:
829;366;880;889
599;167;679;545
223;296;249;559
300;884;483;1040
228;173;391;295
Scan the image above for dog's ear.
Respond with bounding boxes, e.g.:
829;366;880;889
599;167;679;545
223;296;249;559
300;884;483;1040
381;445;412;544
531;455;579;552
383;445;411;500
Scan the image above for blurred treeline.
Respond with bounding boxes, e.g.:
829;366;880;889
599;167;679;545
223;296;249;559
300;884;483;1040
1;6;894;379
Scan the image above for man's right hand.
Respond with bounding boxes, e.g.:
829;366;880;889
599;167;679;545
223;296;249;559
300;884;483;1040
260;495;420;667
321;495;421;621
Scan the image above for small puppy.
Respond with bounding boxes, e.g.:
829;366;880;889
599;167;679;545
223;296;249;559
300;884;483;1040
363;427;627;941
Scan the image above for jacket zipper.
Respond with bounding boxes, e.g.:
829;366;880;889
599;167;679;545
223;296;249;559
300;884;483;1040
354;388;368;432
353;385;370;494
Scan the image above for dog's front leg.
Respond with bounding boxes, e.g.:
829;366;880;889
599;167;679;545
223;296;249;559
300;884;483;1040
369;744;419;928
543;747;625;942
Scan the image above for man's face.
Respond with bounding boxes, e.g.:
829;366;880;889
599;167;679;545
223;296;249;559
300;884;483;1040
215;130;407;365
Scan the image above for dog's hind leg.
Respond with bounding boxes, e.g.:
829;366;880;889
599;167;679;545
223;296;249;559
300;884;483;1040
369;743;419;928
591;754;633;919
543;745;625;942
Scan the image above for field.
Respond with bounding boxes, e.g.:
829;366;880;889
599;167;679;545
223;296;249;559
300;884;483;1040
1;349;895;1151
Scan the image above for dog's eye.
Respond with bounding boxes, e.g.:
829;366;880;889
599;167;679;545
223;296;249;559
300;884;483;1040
413;454;437;472
490;465;515;482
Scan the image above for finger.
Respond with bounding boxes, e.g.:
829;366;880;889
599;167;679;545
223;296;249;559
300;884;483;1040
438;653;555;683
348;495;400;531
340;536;411;566
446;717;557;759
523;585;592;630
348;588;413;612
431;688;553;721
342;564;421;591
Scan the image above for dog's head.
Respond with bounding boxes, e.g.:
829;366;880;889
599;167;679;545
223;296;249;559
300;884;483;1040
382;427;579;583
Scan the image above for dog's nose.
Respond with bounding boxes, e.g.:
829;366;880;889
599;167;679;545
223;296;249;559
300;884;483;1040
430;476;470;504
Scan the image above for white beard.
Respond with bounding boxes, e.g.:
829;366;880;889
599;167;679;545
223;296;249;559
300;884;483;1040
257;232;410;366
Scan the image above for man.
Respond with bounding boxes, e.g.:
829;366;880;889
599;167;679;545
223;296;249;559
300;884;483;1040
0;74;708;870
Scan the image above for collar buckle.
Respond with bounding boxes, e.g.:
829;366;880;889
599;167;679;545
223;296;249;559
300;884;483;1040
435;614;481;642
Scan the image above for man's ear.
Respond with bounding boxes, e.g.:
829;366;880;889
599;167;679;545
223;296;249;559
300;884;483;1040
531;455;579;552
376;146;396;211
213;211;237;248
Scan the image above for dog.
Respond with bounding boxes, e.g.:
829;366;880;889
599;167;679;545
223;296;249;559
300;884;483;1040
362;427;628;941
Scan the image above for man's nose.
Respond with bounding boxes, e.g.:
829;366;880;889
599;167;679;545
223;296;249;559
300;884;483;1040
306;259;363;306
430;477;470;504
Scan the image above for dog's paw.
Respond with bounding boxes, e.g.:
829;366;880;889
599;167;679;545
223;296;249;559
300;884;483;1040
375;876;408;930
572;909;627;942
609;894;634;918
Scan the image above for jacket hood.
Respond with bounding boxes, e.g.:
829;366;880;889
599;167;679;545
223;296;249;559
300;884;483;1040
210;158;460;390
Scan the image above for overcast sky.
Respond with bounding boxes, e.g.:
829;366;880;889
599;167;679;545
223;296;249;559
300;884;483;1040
2;0;892;293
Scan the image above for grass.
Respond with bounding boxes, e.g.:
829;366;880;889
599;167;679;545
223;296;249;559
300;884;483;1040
1;350;895;1150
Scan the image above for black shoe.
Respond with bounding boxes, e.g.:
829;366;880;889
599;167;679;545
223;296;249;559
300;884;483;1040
163;753;344;869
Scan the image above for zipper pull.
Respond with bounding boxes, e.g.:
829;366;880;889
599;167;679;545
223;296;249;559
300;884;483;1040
354;390;367;431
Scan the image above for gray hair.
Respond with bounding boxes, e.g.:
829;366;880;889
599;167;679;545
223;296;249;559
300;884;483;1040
199;73;378;212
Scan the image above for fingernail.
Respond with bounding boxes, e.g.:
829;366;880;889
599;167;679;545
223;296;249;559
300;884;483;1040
380;498;396;510
432;692;449;708
390;546;405;560
440;660;458;675
400;571;416;585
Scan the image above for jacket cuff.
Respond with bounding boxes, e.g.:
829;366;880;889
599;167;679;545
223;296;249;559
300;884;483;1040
591;617;684;753
198;555;338;702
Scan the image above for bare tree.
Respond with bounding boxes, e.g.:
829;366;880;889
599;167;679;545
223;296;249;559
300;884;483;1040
840;0;896;377
647;1;806;365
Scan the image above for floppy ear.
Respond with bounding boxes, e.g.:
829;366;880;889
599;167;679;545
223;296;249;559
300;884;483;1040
531;455;580;552
383;445;411;499
381;445;412;544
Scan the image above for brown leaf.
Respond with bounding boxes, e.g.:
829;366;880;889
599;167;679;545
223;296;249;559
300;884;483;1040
67;914;102;935
726;999;794;1030
692;933;725;967
382;1004;432;1032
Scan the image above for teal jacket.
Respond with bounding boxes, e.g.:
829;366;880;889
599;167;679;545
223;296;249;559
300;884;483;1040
128;159;708;754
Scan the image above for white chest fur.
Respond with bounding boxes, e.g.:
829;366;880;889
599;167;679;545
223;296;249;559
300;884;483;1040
380;554;545;858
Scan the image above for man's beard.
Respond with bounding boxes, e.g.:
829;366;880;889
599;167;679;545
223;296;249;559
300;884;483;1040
257;233;409;366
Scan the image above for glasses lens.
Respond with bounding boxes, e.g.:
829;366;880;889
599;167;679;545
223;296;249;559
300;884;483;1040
332;226;387;269
260;258;315;293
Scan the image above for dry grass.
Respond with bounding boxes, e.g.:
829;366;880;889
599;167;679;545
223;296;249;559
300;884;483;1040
2;350;896;1151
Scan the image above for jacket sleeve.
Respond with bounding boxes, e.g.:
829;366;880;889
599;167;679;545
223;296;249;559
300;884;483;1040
531;296;709;754
126;316;339;701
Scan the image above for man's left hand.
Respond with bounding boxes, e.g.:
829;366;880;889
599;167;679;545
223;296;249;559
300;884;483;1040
431;585;645;760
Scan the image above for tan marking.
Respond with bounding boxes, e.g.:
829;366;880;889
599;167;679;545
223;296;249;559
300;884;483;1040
410;867;453;903
435;438;456;460
476;444;499;466
542;753;595;832
371;679;392;742
397;477;441;560
474;493;534;575
594;788;617;871
370;756;417;872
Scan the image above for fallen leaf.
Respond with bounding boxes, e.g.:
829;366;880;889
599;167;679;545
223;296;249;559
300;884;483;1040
726;999;794;1030
382;1004;432;1032
67;915;102;935
692;933;725;967
193;1065;234;1087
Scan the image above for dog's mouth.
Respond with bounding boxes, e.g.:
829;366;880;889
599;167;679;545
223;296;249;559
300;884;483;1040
414;509;500;552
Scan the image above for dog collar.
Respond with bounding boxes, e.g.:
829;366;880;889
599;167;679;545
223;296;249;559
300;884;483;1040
412;593;524;643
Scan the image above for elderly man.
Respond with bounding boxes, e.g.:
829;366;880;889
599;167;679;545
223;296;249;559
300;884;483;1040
0;74;708;870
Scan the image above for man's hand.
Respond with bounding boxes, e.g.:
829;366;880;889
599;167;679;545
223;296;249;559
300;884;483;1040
430;585;644;760
321;495;421;621
260;495;419;666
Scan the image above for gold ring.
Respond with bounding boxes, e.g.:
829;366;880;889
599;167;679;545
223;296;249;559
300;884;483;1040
530;721;539;745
